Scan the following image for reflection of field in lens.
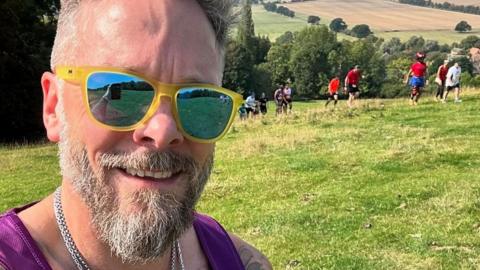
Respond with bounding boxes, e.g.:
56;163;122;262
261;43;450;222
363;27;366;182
88;89;153;126
177;97;232;139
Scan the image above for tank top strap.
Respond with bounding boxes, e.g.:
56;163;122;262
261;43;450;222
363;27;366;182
0;204;52;270
193;213;244;270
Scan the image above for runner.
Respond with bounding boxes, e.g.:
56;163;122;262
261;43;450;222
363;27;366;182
258;92;268;115
435;60;449;101
283;83;293;113
405;52;427;106
274;84;285;115
245;92;257;118
326;76;340;108
344;65;361;108
443;62;462;103
238;103;247;121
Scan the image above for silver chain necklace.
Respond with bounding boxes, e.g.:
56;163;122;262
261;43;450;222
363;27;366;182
53;187;185;270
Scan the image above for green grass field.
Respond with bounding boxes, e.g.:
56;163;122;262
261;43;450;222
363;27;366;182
2;90;480;268
251;5;474;45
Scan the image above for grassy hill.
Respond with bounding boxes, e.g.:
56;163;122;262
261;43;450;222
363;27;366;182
2;90;480;268
252;2;480;44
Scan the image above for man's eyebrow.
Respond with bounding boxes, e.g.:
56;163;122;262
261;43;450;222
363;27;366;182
116;65;210;84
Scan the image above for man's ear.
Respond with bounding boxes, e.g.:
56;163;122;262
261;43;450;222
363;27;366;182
41;72;62;142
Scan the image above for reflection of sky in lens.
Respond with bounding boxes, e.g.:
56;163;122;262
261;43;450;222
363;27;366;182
88;72;143;88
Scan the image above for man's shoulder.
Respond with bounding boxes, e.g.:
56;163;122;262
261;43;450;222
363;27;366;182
228;233;273;270
193;213;272;269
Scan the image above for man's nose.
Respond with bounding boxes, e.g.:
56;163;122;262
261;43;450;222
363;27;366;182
132;98;184;149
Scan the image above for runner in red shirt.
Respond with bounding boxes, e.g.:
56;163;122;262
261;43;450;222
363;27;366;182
405;52;427;105
344;65;361;108
435;60;449;101
326;76;340;108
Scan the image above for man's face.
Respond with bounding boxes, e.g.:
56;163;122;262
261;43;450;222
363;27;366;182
56;0;222;264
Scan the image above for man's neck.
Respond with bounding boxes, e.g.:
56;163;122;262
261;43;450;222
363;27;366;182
19;181;173;270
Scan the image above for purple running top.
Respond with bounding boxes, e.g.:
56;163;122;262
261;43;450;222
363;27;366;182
0;204;244;270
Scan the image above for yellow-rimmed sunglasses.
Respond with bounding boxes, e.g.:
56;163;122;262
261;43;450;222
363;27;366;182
55;66;243;143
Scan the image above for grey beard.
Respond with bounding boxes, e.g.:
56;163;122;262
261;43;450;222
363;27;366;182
58;123;213;264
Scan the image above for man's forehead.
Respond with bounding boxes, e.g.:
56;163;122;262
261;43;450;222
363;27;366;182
72;0;221;83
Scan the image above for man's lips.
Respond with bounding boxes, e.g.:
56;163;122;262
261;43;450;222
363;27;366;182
116;167;182;182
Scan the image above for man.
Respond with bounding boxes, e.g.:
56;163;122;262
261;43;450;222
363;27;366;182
325;76;340;108
443;62;462;103
258;92;268;115
0;1;272;269
274;84;285;115
405;52;427;106
245;92;257;118
283;83;293;113
344;65;361;108
435;60;449;101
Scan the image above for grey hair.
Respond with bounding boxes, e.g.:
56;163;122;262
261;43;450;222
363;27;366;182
50;0;235;69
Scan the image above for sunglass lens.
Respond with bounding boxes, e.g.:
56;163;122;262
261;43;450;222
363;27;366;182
86;72;154;127
176;88;233;140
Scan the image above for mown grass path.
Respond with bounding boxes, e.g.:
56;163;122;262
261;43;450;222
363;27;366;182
1;91;480;269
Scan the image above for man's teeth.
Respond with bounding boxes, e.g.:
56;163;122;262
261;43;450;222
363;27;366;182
125;168;173;179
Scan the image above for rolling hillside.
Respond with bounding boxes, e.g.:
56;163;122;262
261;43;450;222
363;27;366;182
252;0;480;44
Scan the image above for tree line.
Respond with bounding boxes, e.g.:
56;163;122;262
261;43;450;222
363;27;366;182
263;3;295;17
398;0;480;16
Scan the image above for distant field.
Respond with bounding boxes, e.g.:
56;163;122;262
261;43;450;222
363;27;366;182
251;5;309;39
283;0;480;31
252;4;478;44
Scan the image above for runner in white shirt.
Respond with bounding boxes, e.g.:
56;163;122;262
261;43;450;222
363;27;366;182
245;93;257;118
443;62;462;103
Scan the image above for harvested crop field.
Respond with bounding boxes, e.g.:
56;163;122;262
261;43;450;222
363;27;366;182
283;0;480;31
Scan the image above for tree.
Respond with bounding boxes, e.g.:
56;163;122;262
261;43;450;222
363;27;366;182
329;18;347;33
382;37;404;55
289;25;339;97
382;56;411;98
222;40;254;95
424;40;440;53
307;16;320;25
405;36;425;52
0;0;59;142
455;20;472;32
251;63;273;97
276;31;295;45
460;35;480;49
237;0;255;50
265;42;293;86
251;35;271;64
342;39;386;97
350;24;372;38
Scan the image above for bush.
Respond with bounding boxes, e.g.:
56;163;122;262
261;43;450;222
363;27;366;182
350;24;372;38
307;16;320;25
455;21;472;32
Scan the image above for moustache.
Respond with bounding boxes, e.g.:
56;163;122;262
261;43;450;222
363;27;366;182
96;151;199;176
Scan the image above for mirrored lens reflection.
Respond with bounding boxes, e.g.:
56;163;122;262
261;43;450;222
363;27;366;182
177;88;233;140
86;72;155;127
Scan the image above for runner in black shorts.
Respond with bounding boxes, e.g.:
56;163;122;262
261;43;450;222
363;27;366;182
344;65;361;108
